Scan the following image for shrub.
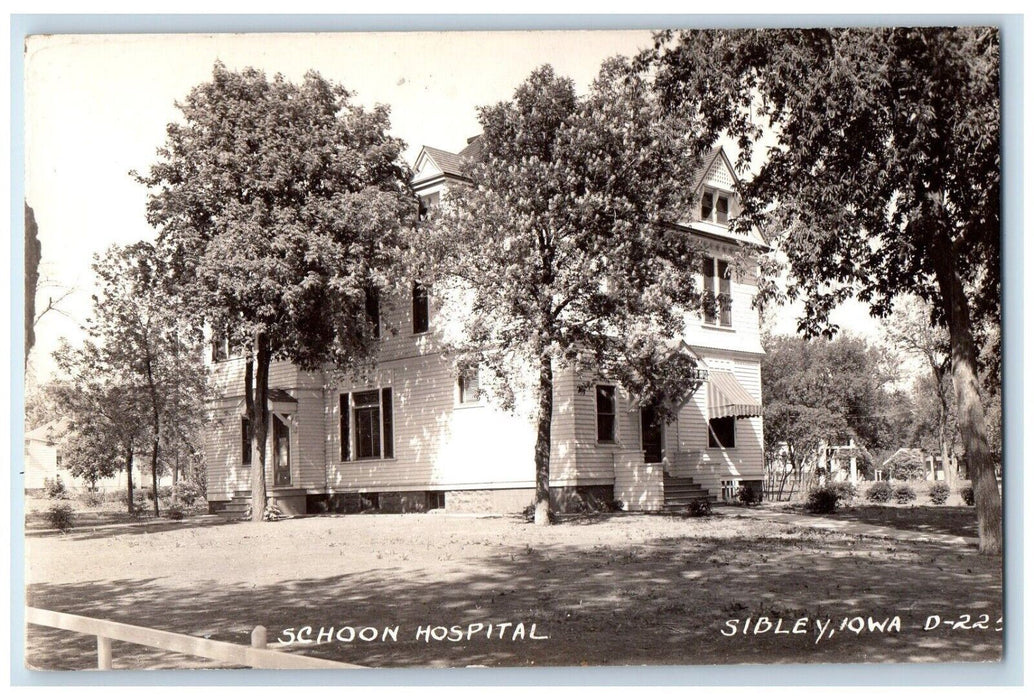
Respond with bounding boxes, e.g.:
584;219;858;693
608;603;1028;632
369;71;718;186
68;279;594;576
173;481;204;507
166;506;185;520
263;503;285;522
736;484;763;506
44;476;68;500
831;482;858;503
928;482;951;505
866;481;893;503
79;490;105;508
961;486;975;506
686;498;712;517
883;449;927;481
158;484;174;500
805;486;841;514
893;485;917;504
47;503;75;532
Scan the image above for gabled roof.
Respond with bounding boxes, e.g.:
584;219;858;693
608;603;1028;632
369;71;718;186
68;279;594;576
690;146;727;192
419;146;470;180
25;418;70;443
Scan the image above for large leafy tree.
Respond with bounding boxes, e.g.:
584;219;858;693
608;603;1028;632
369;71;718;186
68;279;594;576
419;61;714;525
650;27;1003;554
762;333;896;497
136;64;413;521
53;243;208;515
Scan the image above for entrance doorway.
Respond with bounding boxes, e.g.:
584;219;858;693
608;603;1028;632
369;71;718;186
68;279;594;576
641;405;664;464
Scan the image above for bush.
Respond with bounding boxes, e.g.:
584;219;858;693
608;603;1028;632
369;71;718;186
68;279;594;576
158;484;174;500
928;482;951;505
173;481;205;507
866;481;893;503
47;503;75;532
44;476;68;500
263;503;285;522
736;484;763;506
79;490;105;508
686;498;713;517
166;506;185;520
805;486;841;514
831;482;858;503
893;485;917;504
961;486;975;506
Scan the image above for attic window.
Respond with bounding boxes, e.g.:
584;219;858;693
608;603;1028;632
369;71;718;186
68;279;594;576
700;188;731;226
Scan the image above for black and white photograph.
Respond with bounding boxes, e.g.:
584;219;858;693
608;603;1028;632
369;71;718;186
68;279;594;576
19;23;1007;675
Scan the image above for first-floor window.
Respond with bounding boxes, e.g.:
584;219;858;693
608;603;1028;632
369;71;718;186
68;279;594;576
708;417;736;449
596;385;617;442
241;417;252;465
348;388;394;460
412;283;430;334
273;415;291;486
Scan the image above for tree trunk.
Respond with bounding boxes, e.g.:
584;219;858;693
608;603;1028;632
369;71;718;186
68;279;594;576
533;352;554;526
934;243;1002;555
150;438;161;517
250;331;271;522
125;445;134;514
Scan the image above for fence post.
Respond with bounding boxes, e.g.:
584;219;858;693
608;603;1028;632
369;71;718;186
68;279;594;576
97;635;112;670
251;626;267;650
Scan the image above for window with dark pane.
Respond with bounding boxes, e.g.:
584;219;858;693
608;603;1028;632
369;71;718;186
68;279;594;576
596;385;617;442
412;283;429;334
708;417;736;449
353;390;382;459
273;415;291;486
339;394;350;461
381;388;394;459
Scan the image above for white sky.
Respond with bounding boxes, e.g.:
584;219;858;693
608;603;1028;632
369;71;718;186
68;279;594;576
23;30;879;383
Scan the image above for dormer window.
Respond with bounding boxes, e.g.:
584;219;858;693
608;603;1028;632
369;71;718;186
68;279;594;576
700;188;731;226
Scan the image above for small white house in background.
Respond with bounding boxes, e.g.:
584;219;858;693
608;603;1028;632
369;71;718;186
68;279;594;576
23;418;147;493
203;141;768;515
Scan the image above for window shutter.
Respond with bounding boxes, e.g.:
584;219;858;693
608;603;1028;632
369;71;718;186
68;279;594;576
381;388;394;459
241;418;252;465
339;394;350;461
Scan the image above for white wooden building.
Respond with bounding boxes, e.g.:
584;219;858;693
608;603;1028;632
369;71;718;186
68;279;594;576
203;143;767;515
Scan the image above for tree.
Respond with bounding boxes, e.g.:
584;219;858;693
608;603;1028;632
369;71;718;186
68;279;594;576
650;28;1003;554
136;64;413;521
885;295;959;487
418;61;714;525
52;243;208;515
25;203;40;367
761;333;896;498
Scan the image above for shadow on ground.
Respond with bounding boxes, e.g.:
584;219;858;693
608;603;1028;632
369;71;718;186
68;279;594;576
25;524;1001;670
798;505;979;539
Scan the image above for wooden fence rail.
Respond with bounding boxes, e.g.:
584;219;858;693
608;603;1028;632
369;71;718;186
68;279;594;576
26;607;363;670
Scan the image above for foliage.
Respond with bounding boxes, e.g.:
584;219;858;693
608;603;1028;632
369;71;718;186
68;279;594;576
883;449;927;481
830;482;858;503
893;485;917;504
43;475;68;500
961;487;975;506
47;503;75;532
79;491;105;508
685;498;713;517
736;484;763;506
418;61;722;524
865;481;893;504
648;27;1002;553
173;480;205;507
805;486;841;514
137;63;413;521
263;503;286;522
165;505;186;521
929;482;951;505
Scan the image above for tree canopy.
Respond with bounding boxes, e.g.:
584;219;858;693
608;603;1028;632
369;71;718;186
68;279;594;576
418;60;720;524
649;27;1003;553
136;63;414;520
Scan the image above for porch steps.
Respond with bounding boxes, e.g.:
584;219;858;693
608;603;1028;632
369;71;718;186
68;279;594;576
218;492;252;520
662;474;716;511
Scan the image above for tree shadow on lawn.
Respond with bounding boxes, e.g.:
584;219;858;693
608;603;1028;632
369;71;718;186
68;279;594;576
25;529;1002;671
27;515;239;541
802;505;979;539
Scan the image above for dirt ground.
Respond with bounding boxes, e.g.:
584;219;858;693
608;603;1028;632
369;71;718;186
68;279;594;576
24;505;1002;670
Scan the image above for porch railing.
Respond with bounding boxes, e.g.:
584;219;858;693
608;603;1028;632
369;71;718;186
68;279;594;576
26;606;362;670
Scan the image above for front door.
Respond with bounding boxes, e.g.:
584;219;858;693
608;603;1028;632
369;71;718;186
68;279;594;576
641;406;664;464
273;415;291;486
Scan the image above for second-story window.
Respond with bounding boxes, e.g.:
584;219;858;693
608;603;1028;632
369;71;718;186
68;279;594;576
365;287;381;339
412;283;429;334
458;369;480;405
702;257;733;328
211;328;230;362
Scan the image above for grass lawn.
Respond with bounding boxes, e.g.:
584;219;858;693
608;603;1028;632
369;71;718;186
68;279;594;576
24;506;1002;670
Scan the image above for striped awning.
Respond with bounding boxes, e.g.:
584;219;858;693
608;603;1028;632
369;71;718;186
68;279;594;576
707;370;762;419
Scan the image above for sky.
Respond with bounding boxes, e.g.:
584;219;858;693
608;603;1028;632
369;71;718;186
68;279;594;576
23;29;880;383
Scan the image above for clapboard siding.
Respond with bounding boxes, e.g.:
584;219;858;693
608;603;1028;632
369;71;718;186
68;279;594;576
570;372;637;484
668;350;765;493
